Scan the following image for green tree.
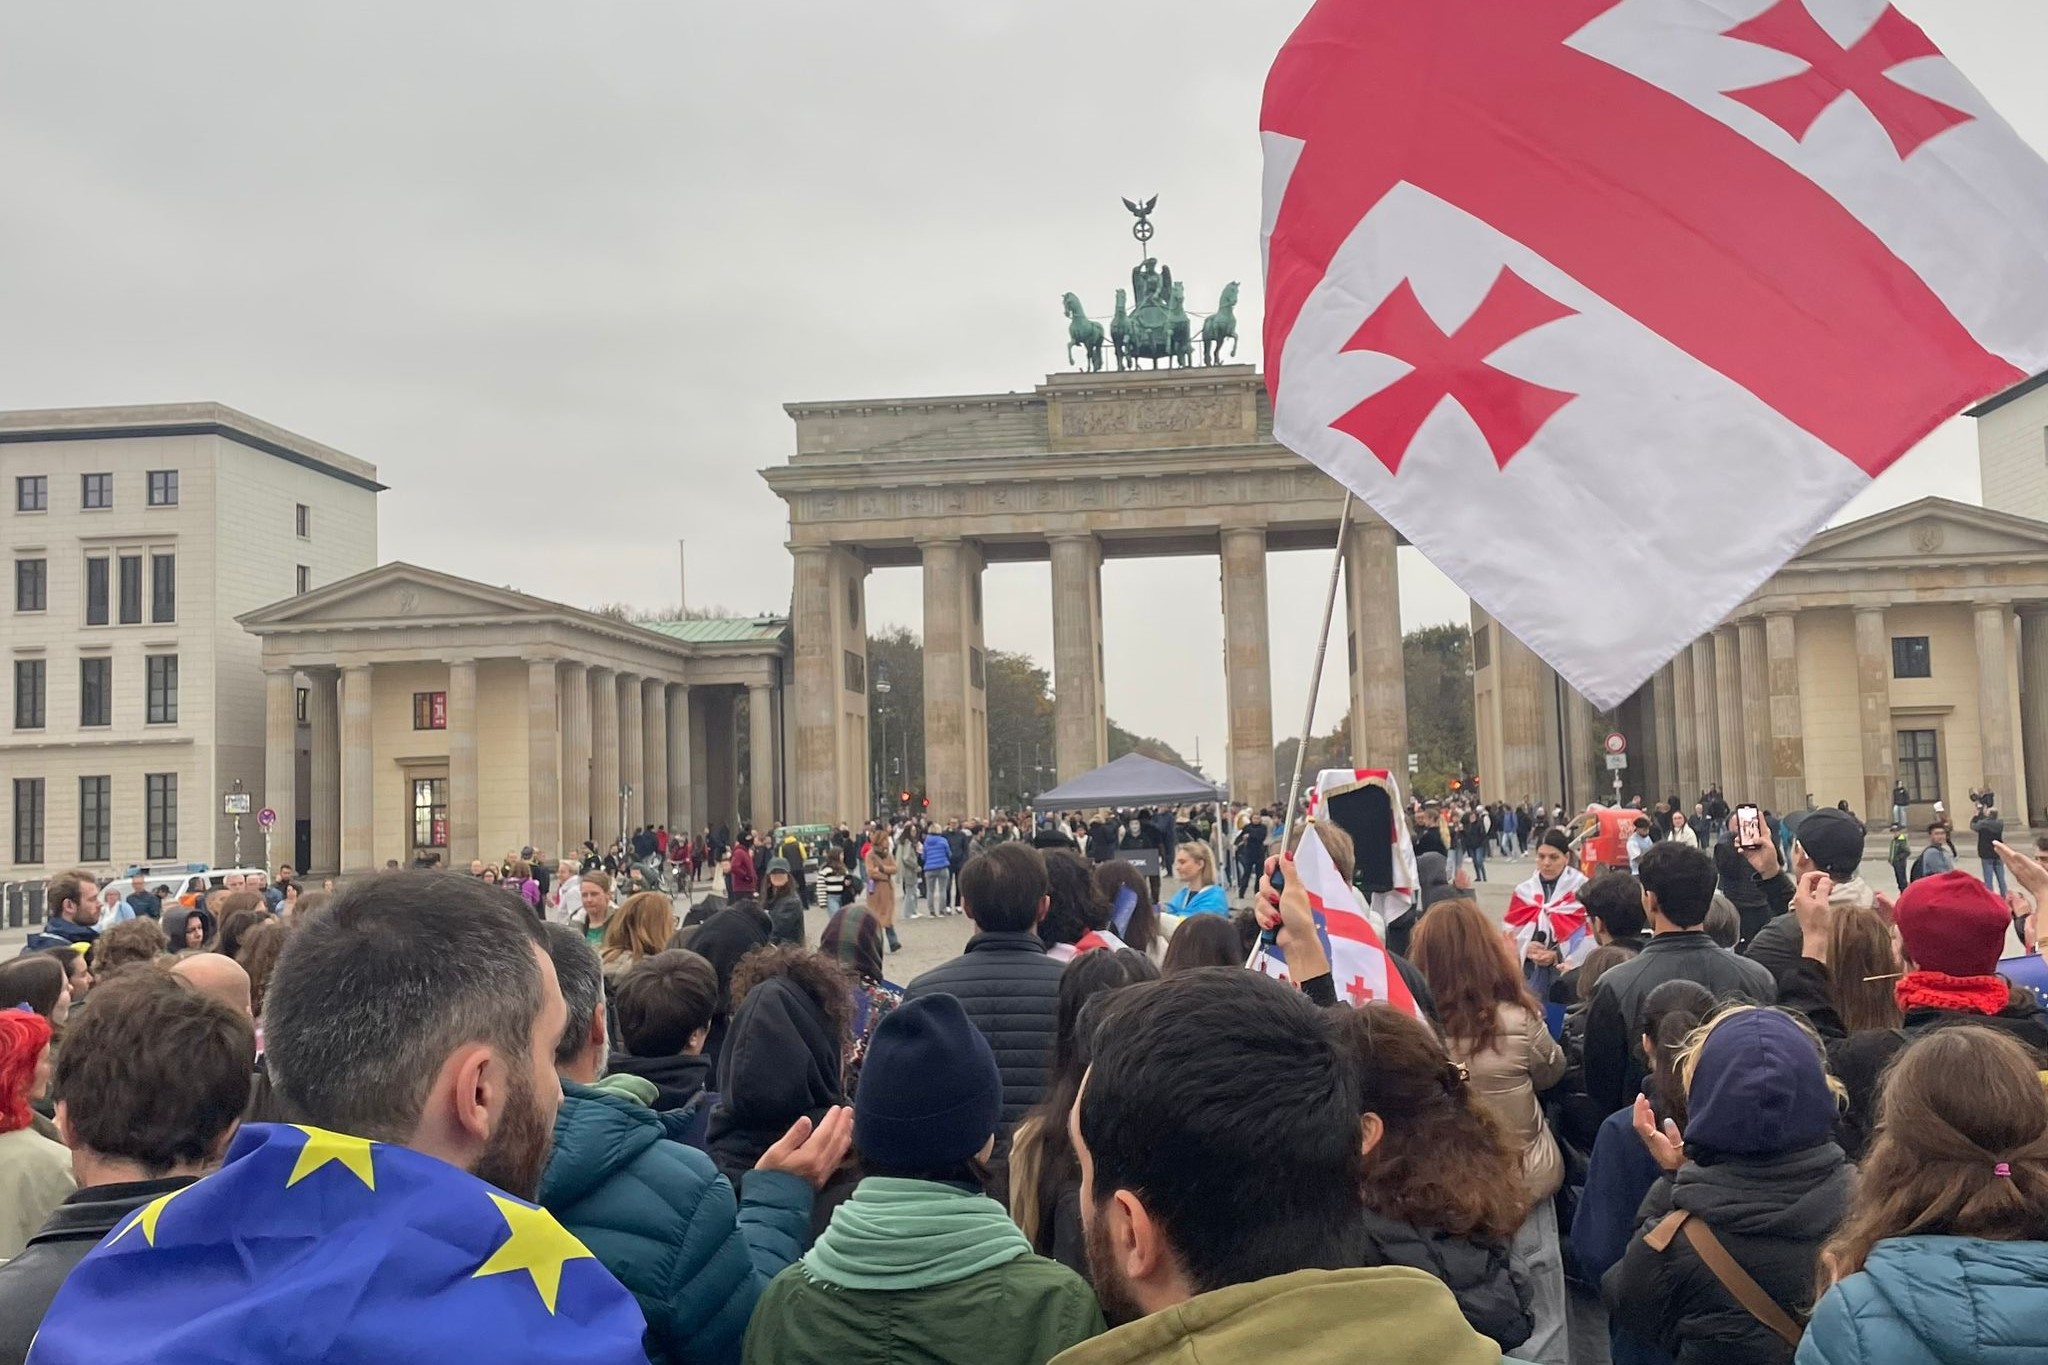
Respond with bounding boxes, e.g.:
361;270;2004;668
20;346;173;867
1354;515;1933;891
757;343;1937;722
1269;625;1476;802
866;627;927;808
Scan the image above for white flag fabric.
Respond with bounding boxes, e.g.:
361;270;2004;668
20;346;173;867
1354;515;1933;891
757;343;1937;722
1261;0;2048;707
1251;819;1423;1018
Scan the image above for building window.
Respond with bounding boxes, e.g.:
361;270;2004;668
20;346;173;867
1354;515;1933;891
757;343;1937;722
85;557;109;626
151;552;175;623
970;646;986;690
15;476;47;512
844;650;866;694
1898;729;1941;803
146;773;178;859
413;691;448;730
81;473;112;510
413;777;449;849
80;657;111;727
147;470;179;506
296;686;310;723
146;655;179;724
296;503;310;538
14;558;45;612
296;564;312;595
12;778;44;864
1892;635;1932;679
14;659;44;729
1472;623;1492;670
118;554;143;625
78;776;110;862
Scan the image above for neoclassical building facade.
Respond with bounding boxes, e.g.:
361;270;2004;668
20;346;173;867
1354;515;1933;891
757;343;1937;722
1474;497;2048;827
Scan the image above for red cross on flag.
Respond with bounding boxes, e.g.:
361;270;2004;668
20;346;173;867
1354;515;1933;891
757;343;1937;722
1262;0;2048;708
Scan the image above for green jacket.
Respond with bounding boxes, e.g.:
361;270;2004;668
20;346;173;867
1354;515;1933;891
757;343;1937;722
744;1177;1103;1365
1049;1267;1523;1365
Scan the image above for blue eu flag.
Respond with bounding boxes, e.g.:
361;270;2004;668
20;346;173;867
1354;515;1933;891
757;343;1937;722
2001;951;2048;1013
29;1123;647;1364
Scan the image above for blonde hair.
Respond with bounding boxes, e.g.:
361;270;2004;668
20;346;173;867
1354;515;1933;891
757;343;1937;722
1176;840;1217;888
1676;1004;1848;1110
602;891;676;966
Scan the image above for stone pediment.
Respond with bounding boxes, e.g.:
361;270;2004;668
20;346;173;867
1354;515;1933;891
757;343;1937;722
1794;498;2048;567
239;563;559;630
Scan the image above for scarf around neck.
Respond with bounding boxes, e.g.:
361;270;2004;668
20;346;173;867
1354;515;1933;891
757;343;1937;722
802;1177;1033;1291
1896;970;2012;1017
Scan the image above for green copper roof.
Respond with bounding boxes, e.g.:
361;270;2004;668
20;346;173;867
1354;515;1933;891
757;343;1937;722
639;616;788;644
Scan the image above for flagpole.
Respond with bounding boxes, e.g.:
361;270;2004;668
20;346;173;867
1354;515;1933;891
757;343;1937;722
1279;491;1354;847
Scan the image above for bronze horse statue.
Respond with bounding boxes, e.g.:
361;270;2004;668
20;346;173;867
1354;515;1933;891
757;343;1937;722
1202;282;1240;365
1063;293;1105;373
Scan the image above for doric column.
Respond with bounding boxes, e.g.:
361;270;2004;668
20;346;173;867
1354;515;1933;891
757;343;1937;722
922;539;975;819
748;682;777;827
339;664;374;875
1766;612;1806;812
446;658;479;870
1049;533;1108;783
1853;609;1896;825
558;662;590;851
307;669;341;876
1739;618;1772;811
1976;602;2019;816
590;666;620;847
2020;610;2048;828
263;669;298;874
642;677;668;832
1672;646;1700;802
1690;637;1722;797
1714;626;1747;804
1651;663;1678;802
1498;628;1550;806
666;684;693;839
790;546;840;823
618;672;645;833
528;660;560;858
1564;685;1599;810
703;688;739;829
1220;526;1277;807
1344;518;1408;772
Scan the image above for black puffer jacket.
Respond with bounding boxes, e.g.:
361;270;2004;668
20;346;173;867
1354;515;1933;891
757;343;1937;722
903;930;1064;1129
1829;991;2048;1158
1605;1145;1852;1365
1358;1210;1531;1351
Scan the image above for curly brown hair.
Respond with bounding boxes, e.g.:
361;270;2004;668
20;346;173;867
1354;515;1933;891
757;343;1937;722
1408;898;1541;1056
726;944;853;1048
235;919;292;1020
92;917;168;977
1336;1003;1525;1243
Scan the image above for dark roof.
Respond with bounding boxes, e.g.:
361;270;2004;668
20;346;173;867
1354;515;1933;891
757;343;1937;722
1966;372;2048;418
1034;752;1224;811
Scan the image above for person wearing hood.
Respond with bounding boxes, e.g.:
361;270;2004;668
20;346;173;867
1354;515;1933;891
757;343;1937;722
534;925;852;1365
761;858;807;946
686;897;774;1085
1799;1026;2048;1365
608;949;722;1134
743;993;1105;1365
1604;1007;1854;1365
707;948;862;1243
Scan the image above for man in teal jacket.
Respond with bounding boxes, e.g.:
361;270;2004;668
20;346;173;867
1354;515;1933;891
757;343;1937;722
537;924;852;1364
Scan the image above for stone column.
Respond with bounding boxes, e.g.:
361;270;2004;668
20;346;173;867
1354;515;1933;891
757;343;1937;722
689;686;711;832
1690;637;1722;797
642;678;668;832
1651;663;1679;802
1498;628;1550;805
559;663;590;851
1714;626;1747;804
446;658;479;870
618;673;645;833
1049;533;1108;783
1672;647;1700;802
1739;618;1772;809
922;539;974;819
307;669;341;875
1564;686;1599;810
263;669;298;874
1220;526;1277;807
590;667;620;847
528;660;560;858
748;682;777;827
790;546;839;824
1976;602;2019;815
1344;519;1408;771
1853;609;1896;825
1766;612;1806;812
339;664;374;874
666;684;692;839
2019;610;2048;828
703;688;739;829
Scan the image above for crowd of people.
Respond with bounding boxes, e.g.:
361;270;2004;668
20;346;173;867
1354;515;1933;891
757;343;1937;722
4;784;2048;1365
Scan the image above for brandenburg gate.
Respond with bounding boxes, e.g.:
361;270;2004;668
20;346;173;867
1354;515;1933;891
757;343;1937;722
762;364;1411;825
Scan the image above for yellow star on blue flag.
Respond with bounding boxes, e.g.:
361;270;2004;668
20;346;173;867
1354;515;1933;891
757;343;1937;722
472;1193;598;1313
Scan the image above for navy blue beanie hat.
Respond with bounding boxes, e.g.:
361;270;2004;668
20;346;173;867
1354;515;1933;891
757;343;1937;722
1683;1009;1838;1157
855;993;1002;1171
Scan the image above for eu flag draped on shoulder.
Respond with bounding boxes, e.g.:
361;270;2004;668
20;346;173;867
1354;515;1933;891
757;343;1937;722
29;1122;646;1365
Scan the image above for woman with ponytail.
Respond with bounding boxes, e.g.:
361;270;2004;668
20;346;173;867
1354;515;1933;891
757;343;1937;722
1799;1026;2048;1364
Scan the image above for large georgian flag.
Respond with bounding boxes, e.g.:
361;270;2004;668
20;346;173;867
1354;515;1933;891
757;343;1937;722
1261;0;2048;708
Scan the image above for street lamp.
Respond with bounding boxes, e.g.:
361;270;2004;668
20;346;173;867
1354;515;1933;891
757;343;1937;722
873;663;892;816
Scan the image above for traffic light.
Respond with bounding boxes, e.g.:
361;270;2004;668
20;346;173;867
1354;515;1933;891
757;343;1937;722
1448;778;1462;792
899;791;910;804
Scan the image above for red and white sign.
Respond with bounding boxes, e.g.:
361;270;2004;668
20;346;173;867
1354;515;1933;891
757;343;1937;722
1603;732;1628;756
1261;0;2048;708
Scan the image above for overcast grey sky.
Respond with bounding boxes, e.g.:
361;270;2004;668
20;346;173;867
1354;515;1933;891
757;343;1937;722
0;1;2037;774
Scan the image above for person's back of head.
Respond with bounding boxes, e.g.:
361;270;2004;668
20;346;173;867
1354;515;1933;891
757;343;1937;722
92;917;168;977
1892;871;2012;981
1702;893;1741;949
1159;914;1241;974
55;970;254;1176
171;952;253;1018
235;919;291;1019
1039;849;1108;948
540;922;606;1074
1407;898;1533;1055
1828;904;1904;1034
855;992;1003;1185
1076;968;1362;1318
614;950;719;1058
1636;980;1717;1127
1579;871;1646;941
1680;1006;1841;1158
958;842;1047;934
213;894;267;959
1636;842;1717;930
1577;943;1638;1003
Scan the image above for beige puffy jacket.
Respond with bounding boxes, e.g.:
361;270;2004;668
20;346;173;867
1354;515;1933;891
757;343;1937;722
1446;1002;1566;1206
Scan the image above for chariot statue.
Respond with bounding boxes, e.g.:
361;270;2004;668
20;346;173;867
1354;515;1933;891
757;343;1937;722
1061;196;1244;372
